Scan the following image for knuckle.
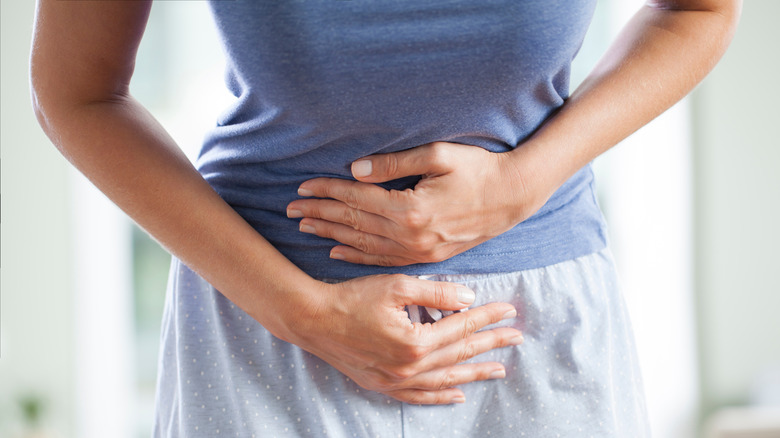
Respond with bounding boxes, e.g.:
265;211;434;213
395;274;419;293
319;184;335;200
389;274;411;291
461;316;479;339
456;342;477;363
340;208;361;230
427;142;451;167
391;364;417;381
431;283;447;308
428;247;449;263
367;376;393;392
342;185;361;209
353;232;374;254
404;391;427;405
402;342;428;362
438;370;457;389
312;223;330;239
408;241;447;264
401;208;427;229
379;362;414;384
376;255;397;267
493;330;508;348
394;330;430;362
406;233;434;253
385;154;400;177
299;203;316;218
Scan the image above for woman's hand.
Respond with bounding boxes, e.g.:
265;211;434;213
287;142;546;266
30;2;524;407
288;274;523;404
287;0;743;268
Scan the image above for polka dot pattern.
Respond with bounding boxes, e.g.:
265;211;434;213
152;249;649;437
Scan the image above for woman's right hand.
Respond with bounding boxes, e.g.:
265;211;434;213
30;0;522;406
288;274;524;405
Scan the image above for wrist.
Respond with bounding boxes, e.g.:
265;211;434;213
281;279;338;347
249;271;328;345
195;224;327;345
498;143;556;224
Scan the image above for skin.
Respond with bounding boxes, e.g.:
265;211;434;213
289;0;743;267
30;0;520;405
30;0;740;406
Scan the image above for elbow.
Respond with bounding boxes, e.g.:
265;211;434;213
710;2;743;64
28;58;115;147
29;68;132;133
30;78;52;134
29;47;69;142
701;0;743;44
722;2;742;43
646;0;743;68
647;1;743;33
29;64;58;142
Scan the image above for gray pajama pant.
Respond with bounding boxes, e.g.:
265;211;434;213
153;249;650;437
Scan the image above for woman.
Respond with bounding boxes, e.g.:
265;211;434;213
30;0;740;436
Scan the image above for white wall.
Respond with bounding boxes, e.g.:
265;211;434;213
693;0;780;420
0;1;76;436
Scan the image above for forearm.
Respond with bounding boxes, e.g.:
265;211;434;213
28;0;532;405
508;1;741;205
33;94;320;341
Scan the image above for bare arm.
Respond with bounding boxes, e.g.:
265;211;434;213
510;0;743;210
30;0;522;404
288;0;742;266
30;0;311;340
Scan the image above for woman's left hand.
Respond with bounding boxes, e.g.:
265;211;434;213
286;142;546;266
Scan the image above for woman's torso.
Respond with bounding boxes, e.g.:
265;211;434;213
198;0;604;279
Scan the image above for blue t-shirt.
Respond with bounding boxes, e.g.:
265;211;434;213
199;0;605;279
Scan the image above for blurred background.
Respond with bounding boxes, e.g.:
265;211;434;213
1;1;778;437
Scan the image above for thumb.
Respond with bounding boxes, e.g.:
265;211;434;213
396;277;476;311
351;143;451;183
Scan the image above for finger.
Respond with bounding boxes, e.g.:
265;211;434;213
413;327;523;372
384;387;465;405
287;198;397;238
298;218;409;258
329;245;416;267
298;178;403;218
396;276;479;310
398;360;509;392
421;302;518;349
351;142;453;183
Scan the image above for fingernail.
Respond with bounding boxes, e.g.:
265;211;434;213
509;334;524;345
299;223;316;234
451;395;466;404
502;309;517;320
352;160;372;178
330;250;345;260
456;286;475;305
489;369;506;379
287;208;303;218
298;187;314;197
